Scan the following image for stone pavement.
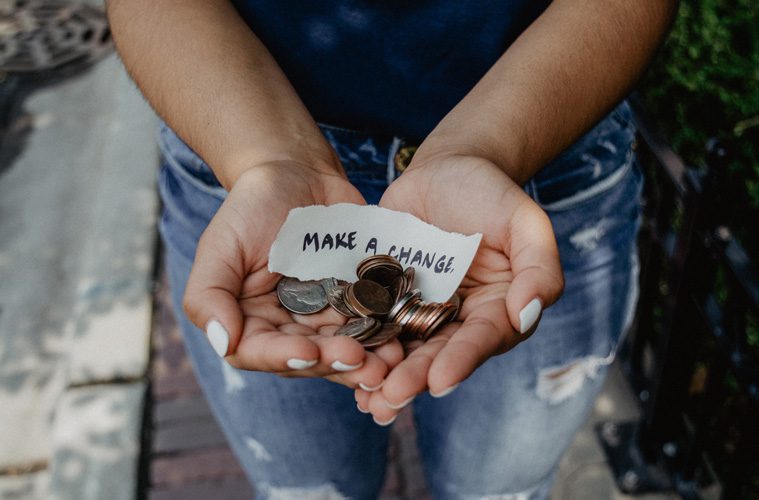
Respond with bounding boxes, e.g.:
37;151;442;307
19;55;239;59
0;47;158;499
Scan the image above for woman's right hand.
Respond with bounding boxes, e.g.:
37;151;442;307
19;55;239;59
182;162;404;390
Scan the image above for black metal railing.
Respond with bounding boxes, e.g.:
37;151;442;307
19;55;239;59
596;96;759;500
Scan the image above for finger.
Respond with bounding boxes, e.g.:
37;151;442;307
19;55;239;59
379;327;454;406
369;339;405;370
228;320;321;372
427;300;517;394
355;388;371;414
505;201;564;335
291;305;348;330
310;334;367;373
325;351;388;390
183;220;246;357
366;391;401;426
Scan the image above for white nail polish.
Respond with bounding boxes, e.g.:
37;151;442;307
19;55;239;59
287;358;318;370
385;395;415;410
519;298;542;334
359;381;384;392
206;320;229;357
332;360;363;372
373;415;397;427
356;403;369;414
430;383;460;398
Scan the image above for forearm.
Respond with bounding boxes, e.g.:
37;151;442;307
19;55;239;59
412;0;677;184
107;0;340;189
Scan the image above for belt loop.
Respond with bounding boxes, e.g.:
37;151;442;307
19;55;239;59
387;137;403;184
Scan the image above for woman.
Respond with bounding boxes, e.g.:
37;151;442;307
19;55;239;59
108;1;675;498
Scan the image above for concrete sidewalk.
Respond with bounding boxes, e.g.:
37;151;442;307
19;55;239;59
0;50;158;499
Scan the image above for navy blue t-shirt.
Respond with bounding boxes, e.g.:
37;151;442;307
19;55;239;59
231;1;551;142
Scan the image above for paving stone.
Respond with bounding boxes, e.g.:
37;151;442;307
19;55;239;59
151;371;203;400
589;363;642;424
64;54;159;385
152;417;229;454
153;395;213;425
0;470;50;500
149;478;254;500
151;448;245;488
0;52;157;468
48;383;146;500
380;460;402;496
400;455;431;499
556;418;607;479
394;406;414;432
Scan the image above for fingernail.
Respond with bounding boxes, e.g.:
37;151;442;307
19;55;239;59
385;395;414;410
332;360;363;372
373;415;397;427
359;381;384;392
519;298;542;334
356;403;369;414
287;358;318;370
206;320;229;357
430;383;459;398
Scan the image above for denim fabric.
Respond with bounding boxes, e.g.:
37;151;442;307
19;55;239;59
157;101;642;500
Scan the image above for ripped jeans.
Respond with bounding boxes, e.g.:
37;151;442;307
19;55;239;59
157;101;642;500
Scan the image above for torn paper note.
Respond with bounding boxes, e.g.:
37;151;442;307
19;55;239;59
268;204;482;302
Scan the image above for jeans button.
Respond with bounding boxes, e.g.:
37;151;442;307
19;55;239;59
393;146;417;173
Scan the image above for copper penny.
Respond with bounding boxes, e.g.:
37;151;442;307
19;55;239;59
362;323;402;348
347;279;393;318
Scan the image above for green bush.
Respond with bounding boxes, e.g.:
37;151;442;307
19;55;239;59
639;0;758;251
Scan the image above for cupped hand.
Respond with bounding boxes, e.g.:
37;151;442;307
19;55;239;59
182;162;404;389
358;154;564;423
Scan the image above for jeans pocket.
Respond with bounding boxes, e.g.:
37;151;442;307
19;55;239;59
157;122;227;200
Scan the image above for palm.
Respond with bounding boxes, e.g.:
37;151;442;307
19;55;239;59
186;163;403;385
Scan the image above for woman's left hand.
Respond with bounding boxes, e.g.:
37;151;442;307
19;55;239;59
356;154;564;424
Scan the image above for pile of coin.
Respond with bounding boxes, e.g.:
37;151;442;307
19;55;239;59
276;254;460;348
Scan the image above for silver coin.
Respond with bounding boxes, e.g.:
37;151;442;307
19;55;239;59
320;277;339;291
276;277;328;314
326;285;357;318
334;317;379;339
361;323;402;348
388;289;421;322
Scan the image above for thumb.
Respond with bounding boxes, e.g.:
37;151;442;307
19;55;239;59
183;221;245;357
504;203;564;336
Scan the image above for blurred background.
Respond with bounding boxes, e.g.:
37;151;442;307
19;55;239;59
0;1;756;499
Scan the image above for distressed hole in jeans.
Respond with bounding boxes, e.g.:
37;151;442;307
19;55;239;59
460;484;539;500
261;483;349;500
221;359;245;394
536;352;615;405
473;493;530;500
244;436;273;462
569;217;611;253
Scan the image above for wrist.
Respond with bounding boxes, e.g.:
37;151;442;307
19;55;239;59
216;149;344;190
409;131;532;186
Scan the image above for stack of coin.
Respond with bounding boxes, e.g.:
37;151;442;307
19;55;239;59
389;290;459;341
275;254;460;349
332;317;403;349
